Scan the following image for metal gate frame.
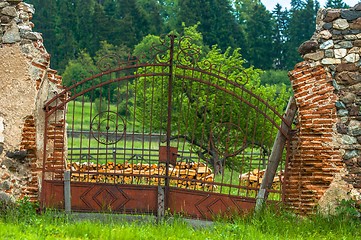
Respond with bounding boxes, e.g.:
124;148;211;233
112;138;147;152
41;35;293;220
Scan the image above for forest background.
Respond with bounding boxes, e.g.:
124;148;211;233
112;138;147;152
26;0;351;87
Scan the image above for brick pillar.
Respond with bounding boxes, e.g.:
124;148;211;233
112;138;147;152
286;62;343;213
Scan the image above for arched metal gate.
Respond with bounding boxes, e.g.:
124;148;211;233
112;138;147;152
41;35;292;219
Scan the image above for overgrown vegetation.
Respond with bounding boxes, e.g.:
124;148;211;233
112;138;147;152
0;198;360;239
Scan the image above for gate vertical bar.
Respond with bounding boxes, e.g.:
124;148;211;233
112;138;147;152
164;34;176;213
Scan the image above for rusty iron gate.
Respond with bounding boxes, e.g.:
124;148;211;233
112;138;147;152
41;35;292;220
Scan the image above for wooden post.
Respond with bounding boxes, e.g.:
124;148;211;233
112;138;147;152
157;186;165;221
255;97;297;212
64;170;71;214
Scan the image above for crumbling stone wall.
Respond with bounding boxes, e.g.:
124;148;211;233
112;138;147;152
0;0;61;202
286;4;361;214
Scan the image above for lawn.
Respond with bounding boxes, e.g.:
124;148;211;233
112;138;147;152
1;199;360;240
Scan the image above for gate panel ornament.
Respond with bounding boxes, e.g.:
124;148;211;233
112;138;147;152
42;34;292;219
90;111;126;145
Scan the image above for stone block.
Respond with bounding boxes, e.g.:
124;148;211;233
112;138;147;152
354;40;361;47
304;51;324;61
298;40;319;55
350;18;361;30
344;35;357;40
334;49;347;58
344;53;360;63
320;30;332;39
342;135;357;145
349;47;360;53
323;22;333;30
335;41;353;49
320;40;334;49
1;6;17;17
336;63;358;72
0;2;11;8
321;58;341;65
325;49;334;57
333;19;350;30
2;22;20;43
324;10;341;22
0;15;10;23
341;10;361;21
348;120;361;136
344;150;359;160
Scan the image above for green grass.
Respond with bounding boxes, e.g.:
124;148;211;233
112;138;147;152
1;199;360;240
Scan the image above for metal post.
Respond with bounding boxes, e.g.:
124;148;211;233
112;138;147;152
164;34;176;215
64;170;71;214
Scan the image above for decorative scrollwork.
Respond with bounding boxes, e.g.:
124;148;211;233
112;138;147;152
96;54;123;72
149;34;172;64
211;122;247;157
176;36;201;66
90;111;126;145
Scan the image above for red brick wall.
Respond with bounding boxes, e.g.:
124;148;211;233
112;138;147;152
19;116;39;201
286;62;343;213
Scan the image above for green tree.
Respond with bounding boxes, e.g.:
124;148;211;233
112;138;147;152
260;70;291;88
272;4;290;70
27;0;58;68
158;0;179;31
91;3;113;55
325;0;350;8
101;0;150;49
135;0;164;35
74;0;98;55
177;0;246;52
62;50;97;88
244;2;274;69
132;26;290;174
285;0;319;69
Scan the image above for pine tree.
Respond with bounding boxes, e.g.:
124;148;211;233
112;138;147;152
136;0;164;35
26;0;58;68
272;4;290;70
325;0;350;8
74;0;98;55
285;0;318;69
177;0;245;52
245;2;274;69
53;1;79;72
101;0;150;49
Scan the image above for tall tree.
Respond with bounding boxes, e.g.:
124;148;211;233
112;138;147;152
285;0;318;69
158;0;179;31
325;0;350;8
101;0;150;49
27;0;58;68
244;2;274;69
91;3;113;54
177;0;246;52
135;0;164;35
272;4;290;70
53;1;79;72
74;0;98;55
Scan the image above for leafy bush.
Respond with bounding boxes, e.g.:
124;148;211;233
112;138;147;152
335;199;361;219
